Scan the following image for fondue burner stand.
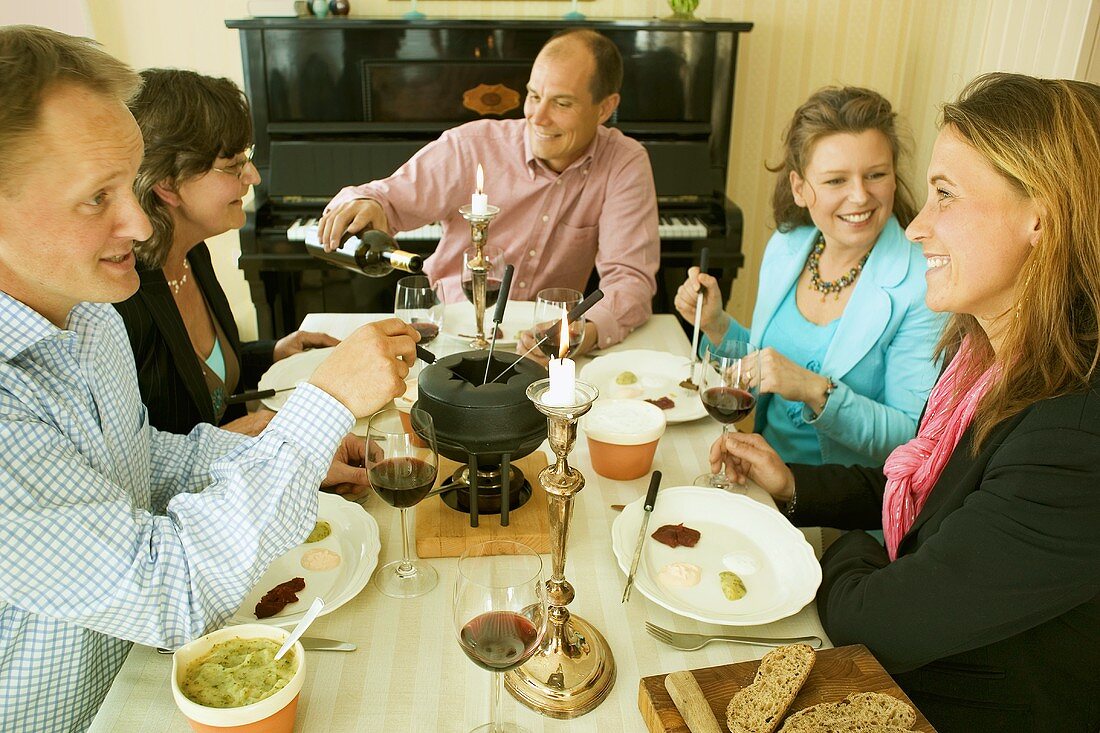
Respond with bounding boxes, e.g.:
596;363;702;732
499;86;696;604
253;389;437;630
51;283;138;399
459;203;500;349
439;456;532;526
505;378;616;718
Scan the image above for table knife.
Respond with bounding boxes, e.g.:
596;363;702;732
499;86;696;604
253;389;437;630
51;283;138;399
664;670;724;733
157;637;356;654
622;470;662;603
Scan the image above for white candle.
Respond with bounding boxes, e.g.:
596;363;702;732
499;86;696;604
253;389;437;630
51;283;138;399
547;357;576;406
471;163;488;215
545;308;576;406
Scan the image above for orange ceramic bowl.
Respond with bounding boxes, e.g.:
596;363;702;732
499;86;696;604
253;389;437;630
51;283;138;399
171;624;305;733
582;399;666;481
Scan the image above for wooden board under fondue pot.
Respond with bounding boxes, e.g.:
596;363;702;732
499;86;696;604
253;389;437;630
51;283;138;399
638;644;937;733
415;452;551;557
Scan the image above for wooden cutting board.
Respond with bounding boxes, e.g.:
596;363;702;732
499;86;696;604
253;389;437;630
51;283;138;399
415;452;551;557
638;644;937;732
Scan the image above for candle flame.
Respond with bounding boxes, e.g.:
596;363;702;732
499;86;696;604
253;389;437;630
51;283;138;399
476;163;484;194
558;307;569;360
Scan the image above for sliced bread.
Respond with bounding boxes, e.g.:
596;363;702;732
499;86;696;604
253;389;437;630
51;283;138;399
778;691;916;732
726;643;817;733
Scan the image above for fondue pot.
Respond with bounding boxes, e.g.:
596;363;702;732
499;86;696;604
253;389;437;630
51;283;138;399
415;350;546;525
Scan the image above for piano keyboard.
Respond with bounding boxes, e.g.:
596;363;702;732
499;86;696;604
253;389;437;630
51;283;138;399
286;215;708;242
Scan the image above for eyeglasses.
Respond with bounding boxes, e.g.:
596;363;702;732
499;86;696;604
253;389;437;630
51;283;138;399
210;145;256;179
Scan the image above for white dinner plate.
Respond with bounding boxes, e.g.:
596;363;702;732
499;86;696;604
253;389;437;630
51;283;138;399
229;493;381;628
258;347;336;411
580;350;707;423
611;486;821;625
439;300;536;348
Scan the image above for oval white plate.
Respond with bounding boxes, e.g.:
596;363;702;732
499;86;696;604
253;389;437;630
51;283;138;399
257;347;336;411
439;300;536;348
229;493;381;628
580;350;707;423
611;486;821;625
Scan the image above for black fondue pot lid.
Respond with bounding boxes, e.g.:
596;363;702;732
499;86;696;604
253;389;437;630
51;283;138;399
418;350;545;409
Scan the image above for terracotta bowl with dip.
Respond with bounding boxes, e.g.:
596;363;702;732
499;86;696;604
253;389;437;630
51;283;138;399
582;399;667;480
171;623;306;733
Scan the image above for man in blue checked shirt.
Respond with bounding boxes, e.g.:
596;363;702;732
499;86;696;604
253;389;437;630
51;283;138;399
0;27;420;733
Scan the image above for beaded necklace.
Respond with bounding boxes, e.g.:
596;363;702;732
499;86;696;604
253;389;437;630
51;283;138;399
806;234;870;301
166;259;190;296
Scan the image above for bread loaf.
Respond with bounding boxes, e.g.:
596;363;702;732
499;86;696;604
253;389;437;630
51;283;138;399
778;691;916;732
726;643;816;733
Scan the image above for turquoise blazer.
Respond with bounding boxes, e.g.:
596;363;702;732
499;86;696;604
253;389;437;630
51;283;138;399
704;217;945;466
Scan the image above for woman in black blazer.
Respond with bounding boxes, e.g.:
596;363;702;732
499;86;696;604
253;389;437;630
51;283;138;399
716;74;1100;732
114;70;336;435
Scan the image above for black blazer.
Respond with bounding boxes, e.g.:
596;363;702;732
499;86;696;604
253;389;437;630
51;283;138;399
113;242;275;434
788;377;1100;732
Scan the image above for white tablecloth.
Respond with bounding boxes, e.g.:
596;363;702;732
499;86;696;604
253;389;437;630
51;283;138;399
91;314;829;733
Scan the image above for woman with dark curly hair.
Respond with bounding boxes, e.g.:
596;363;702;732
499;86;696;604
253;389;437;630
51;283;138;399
115;69;336;435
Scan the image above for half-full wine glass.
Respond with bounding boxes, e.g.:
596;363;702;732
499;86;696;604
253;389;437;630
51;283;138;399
395;275;444;380
367;407;439;598
461;246;506;348
453;541;546;733
694;341;759;492
532;287;585;359
395;275;444;345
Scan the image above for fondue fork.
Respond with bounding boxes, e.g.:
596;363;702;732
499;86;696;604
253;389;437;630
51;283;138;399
683;246;710;391
622;470;662;603
227;344;437;405
487;289;605;384
482;264;515;383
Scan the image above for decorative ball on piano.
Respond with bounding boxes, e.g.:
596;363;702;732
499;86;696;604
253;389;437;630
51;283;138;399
329;0;350;15
667;0;699;19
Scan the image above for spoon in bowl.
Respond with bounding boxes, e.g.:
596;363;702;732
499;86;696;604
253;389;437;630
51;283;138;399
275;596;325;661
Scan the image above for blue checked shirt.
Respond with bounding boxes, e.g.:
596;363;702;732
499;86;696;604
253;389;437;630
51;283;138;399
0;294;354;732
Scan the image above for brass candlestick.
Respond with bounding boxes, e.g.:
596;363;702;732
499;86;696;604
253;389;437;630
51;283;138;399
459;204;500;349
506;378;616;718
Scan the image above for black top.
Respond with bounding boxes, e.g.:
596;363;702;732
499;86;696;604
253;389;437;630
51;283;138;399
788;376;1100;732
113;242;275;434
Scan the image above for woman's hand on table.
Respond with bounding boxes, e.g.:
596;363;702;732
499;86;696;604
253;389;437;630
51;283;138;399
273;330;340;361
711;431;795;504
309;318;418;418
674;267;729;344
755;347;831;407
221;409;276;436
320;433;371;496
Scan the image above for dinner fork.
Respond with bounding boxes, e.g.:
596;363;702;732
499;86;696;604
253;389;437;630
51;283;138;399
645;621;823;651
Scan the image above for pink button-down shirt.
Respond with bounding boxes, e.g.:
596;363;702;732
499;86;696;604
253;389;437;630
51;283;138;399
326;119;659;346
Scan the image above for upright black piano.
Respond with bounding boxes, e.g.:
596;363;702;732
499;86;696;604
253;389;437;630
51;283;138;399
225;16;753;339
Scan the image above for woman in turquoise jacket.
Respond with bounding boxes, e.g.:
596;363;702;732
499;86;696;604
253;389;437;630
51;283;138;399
676;87;944;466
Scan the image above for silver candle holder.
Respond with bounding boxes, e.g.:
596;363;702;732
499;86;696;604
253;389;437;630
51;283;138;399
505;378;616;718
459;204;500;349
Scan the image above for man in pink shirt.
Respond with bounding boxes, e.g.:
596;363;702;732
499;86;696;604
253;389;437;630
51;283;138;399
317;29;660;355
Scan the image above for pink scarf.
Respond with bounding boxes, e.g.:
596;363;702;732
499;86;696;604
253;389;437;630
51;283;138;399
881;338;999;560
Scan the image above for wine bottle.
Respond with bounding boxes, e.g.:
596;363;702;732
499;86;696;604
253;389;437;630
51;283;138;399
305;228;423;277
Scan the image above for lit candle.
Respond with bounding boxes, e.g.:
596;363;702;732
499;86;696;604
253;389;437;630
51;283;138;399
471;163;488;215
546;308;576;406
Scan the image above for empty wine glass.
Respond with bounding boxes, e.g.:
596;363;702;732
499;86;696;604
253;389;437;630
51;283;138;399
461;246;506;348
532;287;586;359
454;540;546;733
694;341;759;492
367;407;439;598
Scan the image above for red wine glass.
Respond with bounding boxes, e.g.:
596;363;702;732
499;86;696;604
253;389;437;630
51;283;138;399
453;540;546;733
694;341;759;492
366;407;439;598
532;287;585;359
395;275;443;380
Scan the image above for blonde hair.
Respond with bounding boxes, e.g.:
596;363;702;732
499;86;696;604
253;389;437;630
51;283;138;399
937;73;1100;448
128;69;253;268
769;86;918;231
0;25;141;196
